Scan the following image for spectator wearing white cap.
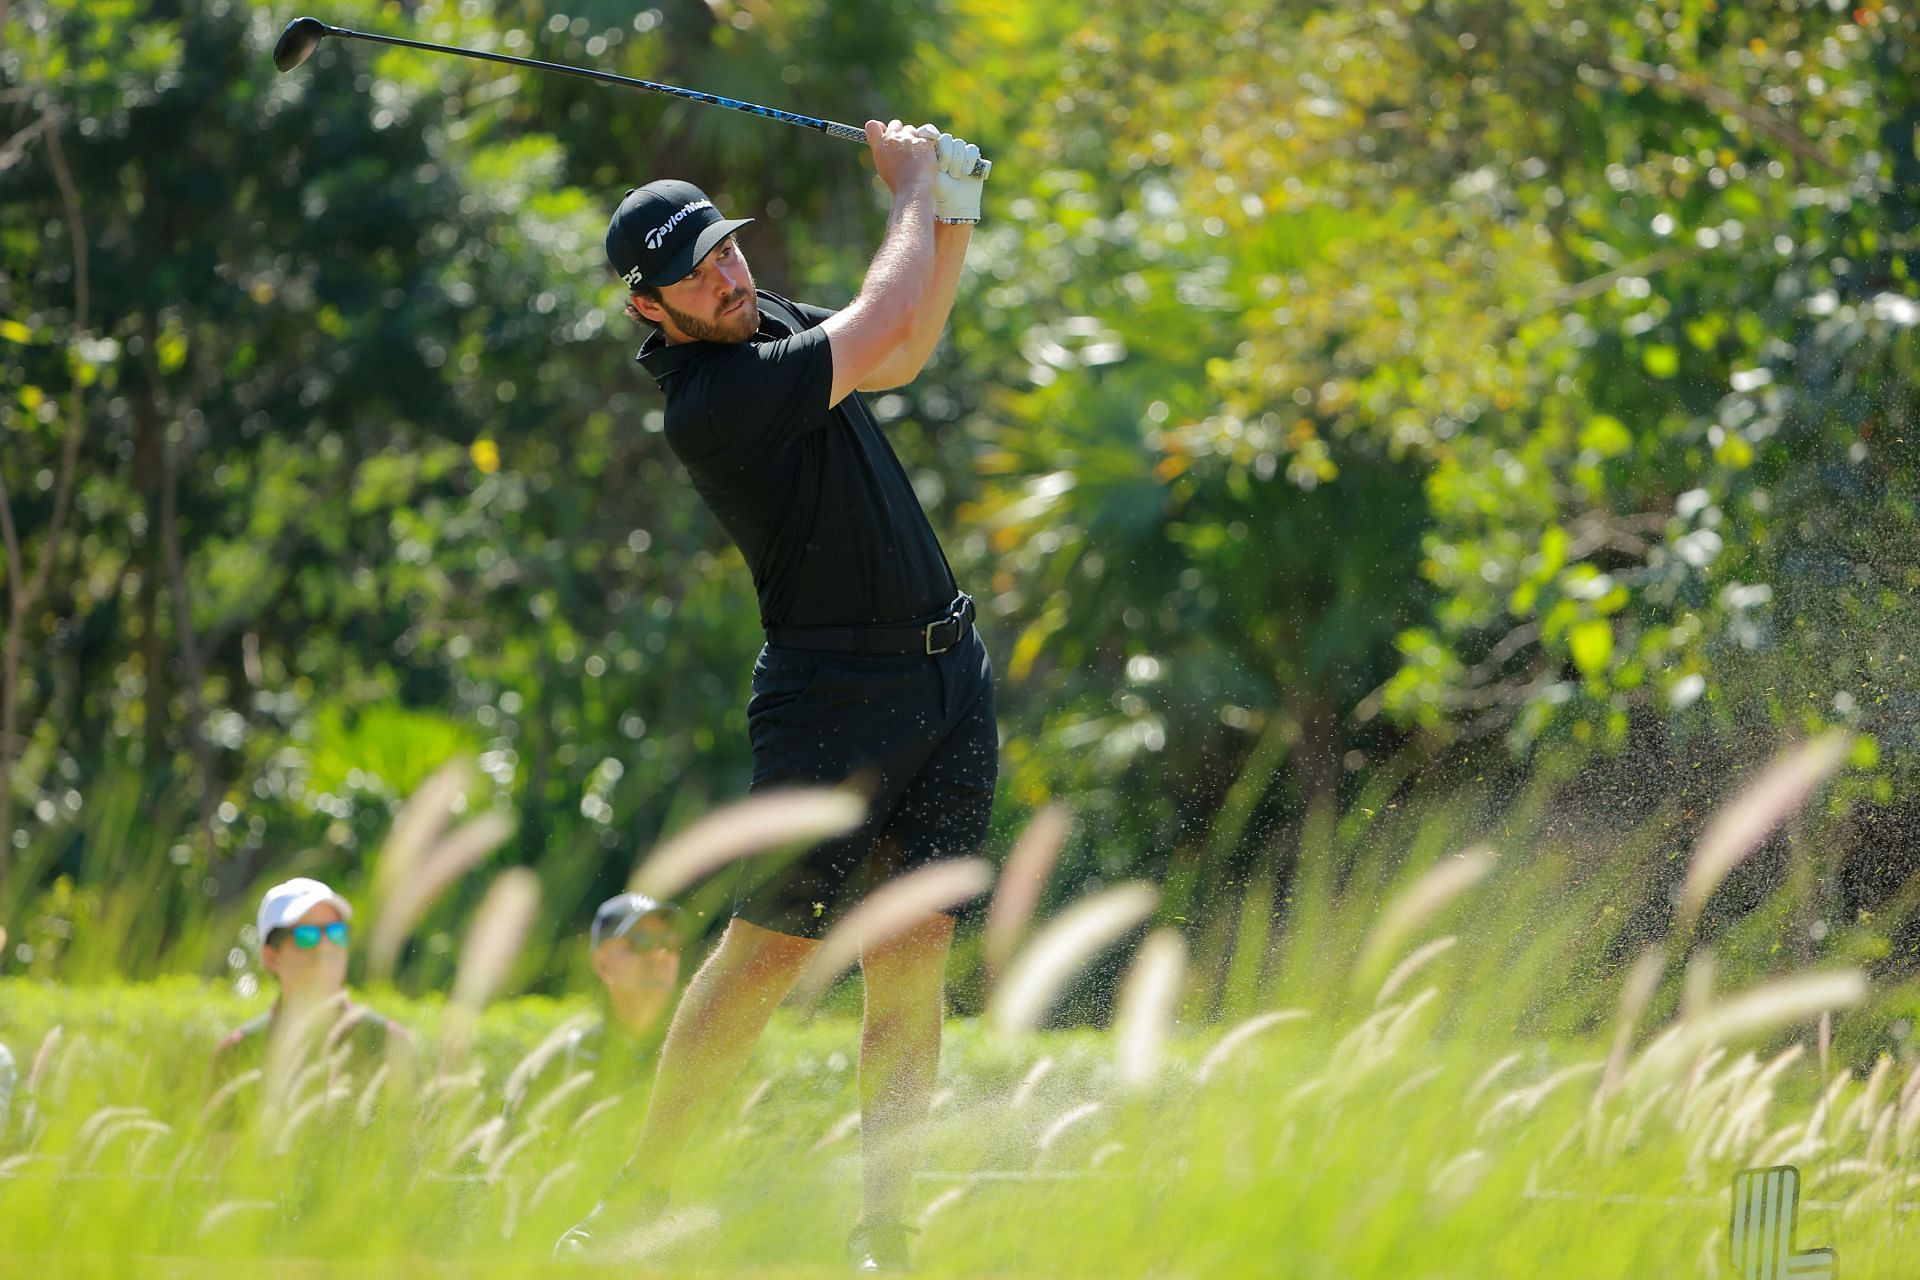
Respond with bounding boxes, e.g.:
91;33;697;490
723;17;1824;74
0;1038;14;1142
210;876;413;1099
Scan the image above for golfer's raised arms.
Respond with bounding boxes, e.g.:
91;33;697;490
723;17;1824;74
859;130;986;392
822;119;937;408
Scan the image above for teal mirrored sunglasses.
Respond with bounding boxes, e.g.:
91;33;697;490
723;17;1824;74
287;921;349;950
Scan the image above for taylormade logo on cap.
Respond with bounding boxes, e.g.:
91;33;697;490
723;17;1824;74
607;180;755;292
645;199;715;251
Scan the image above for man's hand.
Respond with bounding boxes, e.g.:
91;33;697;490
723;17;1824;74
865;118;937;197
931;131;988;224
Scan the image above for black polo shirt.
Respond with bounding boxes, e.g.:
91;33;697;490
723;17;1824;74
636;291;956;629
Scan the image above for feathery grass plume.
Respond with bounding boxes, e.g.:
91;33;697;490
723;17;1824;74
443;1115;507;1171
502;1012;595;1113
1387;1064;1444;1105
353;1062;392;1129
1818;1008;1832;1081
1676;732;1850;930
27;1024;62;1093
1866;1101;1894;1168
75;1104;151;1150
1478;1062;1602;1136
530;1159;583;1211
197;1199;280;1239
1427;1148;1488;1201
1674;1045;1729;1127
1351;846;1494;993
568;1095;624;1137
1711;1083;1776;1163
1898;1085;1920;1159
629;786;866;900
1010;1057;1055;1110
527;1070;597;1129
1852;1054;1893;1134
1627;969;1868;1087
809;1108;862;1155
1363;987;1441;1075
1755;1043;1806;1094
1376;935;1456;1008
1194;1009;1311;1085
1598;946;1668;1102
1113;928;1187;1090
1799;1069;1848;1152
1679;951;1716;1028
371;759;473;901
982;803;1074;979
82;1116;169;1171
272;1084;349;1155
1329;988;1441;1083
1034;1100;1103;1164
260;992;348;1112
198;1068;262;1130
1465;1051;1524;1105
368;809;515;982
736;1076;774;1120
987;882;1158;1036
790;857;993;1007
422;1066;485;1104
917;1186;970;1231
442;868;541;1063
452;867;541;1009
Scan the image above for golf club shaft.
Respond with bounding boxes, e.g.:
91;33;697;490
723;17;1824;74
313;23;989;177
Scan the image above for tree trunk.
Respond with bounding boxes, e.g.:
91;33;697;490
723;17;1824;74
159;400;219;847
0;120;89;898
0;478;24;899
132;395;171;773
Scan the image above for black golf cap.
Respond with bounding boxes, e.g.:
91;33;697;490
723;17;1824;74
606;179;754;291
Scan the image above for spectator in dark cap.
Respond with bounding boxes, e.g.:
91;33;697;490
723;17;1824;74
564;893;683;1076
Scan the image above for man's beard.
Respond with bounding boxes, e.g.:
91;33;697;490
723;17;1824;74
662;288;759;344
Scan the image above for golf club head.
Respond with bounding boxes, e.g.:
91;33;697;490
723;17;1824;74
273;16;330;73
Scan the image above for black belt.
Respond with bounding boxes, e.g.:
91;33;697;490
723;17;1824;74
767;594;976;656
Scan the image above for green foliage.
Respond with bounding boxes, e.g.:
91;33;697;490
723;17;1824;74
3;0;1919;990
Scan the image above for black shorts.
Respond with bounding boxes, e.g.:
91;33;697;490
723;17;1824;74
731;628;998;937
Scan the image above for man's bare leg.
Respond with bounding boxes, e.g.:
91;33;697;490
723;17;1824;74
617;917;818;1199
855;912;955;1238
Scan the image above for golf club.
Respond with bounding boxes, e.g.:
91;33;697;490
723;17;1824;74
272;16;990;177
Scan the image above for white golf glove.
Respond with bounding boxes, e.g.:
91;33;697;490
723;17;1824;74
932;131;989;224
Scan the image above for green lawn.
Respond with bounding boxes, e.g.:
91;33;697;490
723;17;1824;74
2;972;1914;1277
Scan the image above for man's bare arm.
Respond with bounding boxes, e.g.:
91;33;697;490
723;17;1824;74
822;120;937;408
857;221;970;392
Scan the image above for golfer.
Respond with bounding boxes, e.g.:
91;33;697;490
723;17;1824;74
558;120;993;1270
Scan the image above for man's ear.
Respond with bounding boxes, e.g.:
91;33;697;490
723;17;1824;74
630;292;668;325
590;940;617;983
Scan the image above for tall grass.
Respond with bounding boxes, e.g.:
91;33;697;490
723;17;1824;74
2;738;1916;1276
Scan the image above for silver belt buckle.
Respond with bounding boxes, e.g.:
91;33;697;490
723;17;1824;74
925;596;969;654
